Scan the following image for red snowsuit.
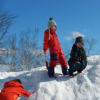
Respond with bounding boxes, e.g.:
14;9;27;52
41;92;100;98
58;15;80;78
0;80;31;100
44;29;67;67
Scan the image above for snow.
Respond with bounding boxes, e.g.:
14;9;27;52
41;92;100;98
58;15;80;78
0;65;10;72
0;55;100;100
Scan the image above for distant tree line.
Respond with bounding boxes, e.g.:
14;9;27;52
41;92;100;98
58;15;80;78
0;10;97;71
0;10;45;71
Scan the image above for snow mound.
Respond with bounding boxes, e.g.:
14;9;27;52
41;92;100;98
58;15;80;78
0;55;100;100
0;65;10;72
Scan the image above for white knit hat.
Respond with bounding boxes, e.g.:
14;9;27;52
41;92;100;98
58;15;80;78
48;17;57;29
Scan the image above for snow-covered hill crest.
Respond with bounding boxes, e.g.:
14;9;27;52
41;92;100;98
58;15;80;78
0;55;100;100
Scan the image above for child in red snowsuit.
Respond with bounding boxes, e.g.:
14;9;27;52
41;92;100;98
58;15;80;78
44;18;68;77
0;79;31;100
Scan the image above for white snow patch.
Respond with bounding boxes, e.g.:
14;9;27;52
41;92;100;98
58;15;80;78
0;55;100;100
0;65;10;72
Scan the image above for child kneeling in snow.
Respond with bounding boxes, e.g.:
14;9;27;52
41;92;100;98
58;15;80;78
0;79;31;100
68;36;87;76
44;18;68;77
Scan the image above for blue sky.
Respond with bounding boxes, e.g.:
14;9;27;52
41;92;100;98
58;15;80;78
0;0;100;54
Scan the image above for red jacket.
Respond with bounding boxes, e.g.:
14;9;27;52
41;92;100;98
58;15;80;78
0;80;31;100
44;29;62;54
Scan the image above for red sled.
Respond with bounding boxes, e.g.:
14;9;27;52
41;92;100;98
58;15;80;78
46;61;49;70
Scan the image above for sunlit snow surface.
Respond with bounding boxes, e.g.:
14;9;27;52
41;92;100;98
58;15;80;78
0;55;100;100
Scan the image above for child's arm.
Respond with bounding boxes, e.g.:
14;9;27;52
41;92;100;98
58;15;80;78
43;30;49;54
18;88;31;97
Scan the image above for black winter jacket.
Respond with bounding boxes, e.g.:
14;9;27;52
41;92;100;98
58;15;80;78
69;44;87;64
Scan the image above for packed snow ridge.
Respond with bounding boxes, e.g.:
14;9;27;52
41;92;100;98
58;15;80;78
0;55;100;100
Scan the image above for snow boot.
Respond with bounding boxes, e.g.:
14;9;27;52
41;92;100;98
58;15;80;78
69;68;74;76
62;66;68;75
48;67;55;77
77;70;82;74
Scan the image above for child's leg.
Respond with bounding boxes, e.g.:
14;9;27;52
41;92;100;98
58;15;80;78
69;63;76;76
48;54;58;77
59;53;68;75
68;61;79;76
74;62;83;73
48;67;55;77
77;61;87;73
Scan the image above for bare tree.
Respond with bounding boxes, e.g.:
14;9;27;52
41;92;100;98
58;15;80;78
85;38;96;56
0;11;16;66
18;28;40;70
0;11;16;41
64;47;71;59
9;34;17;71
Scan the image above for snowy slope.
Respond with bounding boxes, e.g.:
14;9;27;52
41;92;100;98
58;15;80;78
0;55;100;100
0;65;10;72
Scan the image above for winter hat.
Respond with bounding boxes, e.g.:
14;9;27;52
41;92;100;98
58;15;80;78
14;79;22;84
75;36;84;44
48;17;57;29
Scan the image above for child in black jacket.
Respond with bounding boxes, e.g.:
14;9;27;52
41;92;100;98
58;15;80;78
68;36;87;76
